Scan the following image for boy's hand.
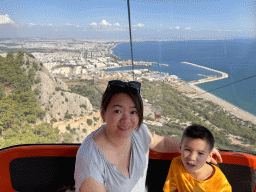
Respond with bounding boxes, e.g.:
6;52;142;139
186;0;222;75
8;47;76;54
211;148;222;164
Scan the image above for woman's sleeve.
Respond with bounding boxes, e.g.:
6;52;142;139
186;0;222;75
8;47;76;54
74;142;105;192
140;123;152;146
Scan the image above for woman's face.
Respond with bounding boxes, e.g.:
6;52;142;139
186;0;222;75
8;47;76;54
101;93;139;139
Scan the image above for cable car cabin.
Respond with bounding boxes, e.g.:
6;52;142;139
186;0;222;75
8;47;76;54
0;144;256;192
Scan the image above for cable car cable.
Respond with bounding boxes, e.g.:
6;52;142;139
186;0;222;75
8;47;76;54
127;0;135;81
194;74;256;97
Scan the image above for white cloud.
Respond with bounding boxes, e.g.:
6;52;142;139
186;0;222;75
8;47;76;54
29;23;36;27
114;22;120;27
175;26;180;29
0;14;14;24
133;23;145;27
170;27;173;29
88;20;127;32
185;27;191;30
12;23;20;28
90;22;97;26
99;19;111;26
65;23;72;26
47;23;53;26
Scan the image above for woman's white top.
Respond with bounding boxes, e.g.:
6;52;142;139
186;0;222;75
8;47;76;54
74;123;151;192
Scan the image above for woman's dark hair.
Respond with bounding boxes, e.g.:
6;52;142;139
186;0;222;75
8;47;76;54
181;124;215;152
101;81;143;129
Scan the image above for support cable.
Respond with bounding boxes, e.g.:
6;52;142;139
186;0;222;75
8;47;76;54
194;74;256;97
127;0;135;81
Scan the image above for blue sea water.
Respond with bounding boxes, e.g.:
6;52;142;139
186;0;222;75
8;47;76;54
111;39;256;116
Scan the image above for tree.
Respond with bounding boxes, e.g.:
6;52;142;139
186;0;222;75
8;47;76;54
66;124;71;130
0;120;3;136
0;138;4;148
26;115;37;123
32;62;39;71
62;132;73;143
87;119;93;126
55;87;61;91
64;111;72;119
80;104;87;110
26;60;30;65
34;88;41;95
28;69;36;84
0;83;5;99
6;51;14;60
35;77;41;84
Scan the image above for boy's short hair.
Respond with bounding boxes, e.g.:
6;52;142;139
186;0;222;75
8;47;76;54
181;124;215;152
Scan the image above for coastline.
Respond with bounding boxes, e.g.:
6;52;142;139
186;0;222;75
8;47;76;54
111;45;256;124
188;83;256;124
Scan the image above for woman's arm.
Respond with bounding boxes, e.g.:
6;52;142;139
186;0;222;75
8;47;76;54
211;148;222;164
148;130;222;163
80;177;107;192
149;131;180;153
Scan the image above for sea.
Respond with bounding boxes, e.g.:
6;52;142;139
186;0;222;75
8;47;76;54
109;39;256;116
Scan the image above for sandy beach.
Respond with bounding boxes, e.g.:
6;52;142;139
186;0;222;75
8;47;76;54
180;61;256;124
188;83;256;124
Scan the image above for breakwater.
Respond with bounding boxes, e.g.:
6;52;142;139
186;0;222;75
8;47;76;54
182;62;229;84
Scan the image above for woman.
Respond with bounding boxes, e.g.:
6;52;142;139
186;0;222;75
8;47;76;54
74;80;222;192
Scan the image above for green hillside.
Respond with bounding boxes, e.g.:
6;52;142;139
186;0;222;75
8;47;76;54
141;78;256;154
0;51;60;149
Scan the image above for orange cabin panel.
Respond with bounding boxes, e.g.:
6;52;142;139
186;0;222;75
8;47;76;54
0;144;255;192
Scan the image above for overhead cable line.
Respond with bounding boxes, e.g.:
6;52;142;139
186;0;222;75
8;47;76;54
194;74;256;97
127;0;135;81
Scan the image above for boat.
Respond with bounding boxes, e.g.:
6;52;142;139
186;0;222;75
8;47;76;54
0;144;256;192
158;63;169;66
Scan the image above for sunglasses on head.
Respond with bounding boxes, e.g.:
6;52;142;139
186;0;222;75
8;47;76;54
108;80;141;93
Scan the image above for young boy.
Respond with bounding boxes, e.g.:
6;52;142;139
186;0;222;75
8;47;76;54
163;124;232;192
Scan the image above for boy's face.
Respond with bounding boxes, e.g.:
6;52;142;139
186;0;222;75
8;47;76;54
180;137;213;174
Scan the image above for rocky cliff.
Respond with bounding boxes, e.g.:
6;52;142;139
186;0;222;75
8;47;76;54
23;54;93;122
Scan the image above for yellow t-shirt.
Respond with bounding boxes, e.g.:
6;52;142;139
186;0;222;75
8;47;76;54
163;156;232;192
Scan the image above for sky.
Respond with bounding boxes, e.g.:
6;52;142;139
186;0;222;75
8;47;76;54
0;0;255;39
